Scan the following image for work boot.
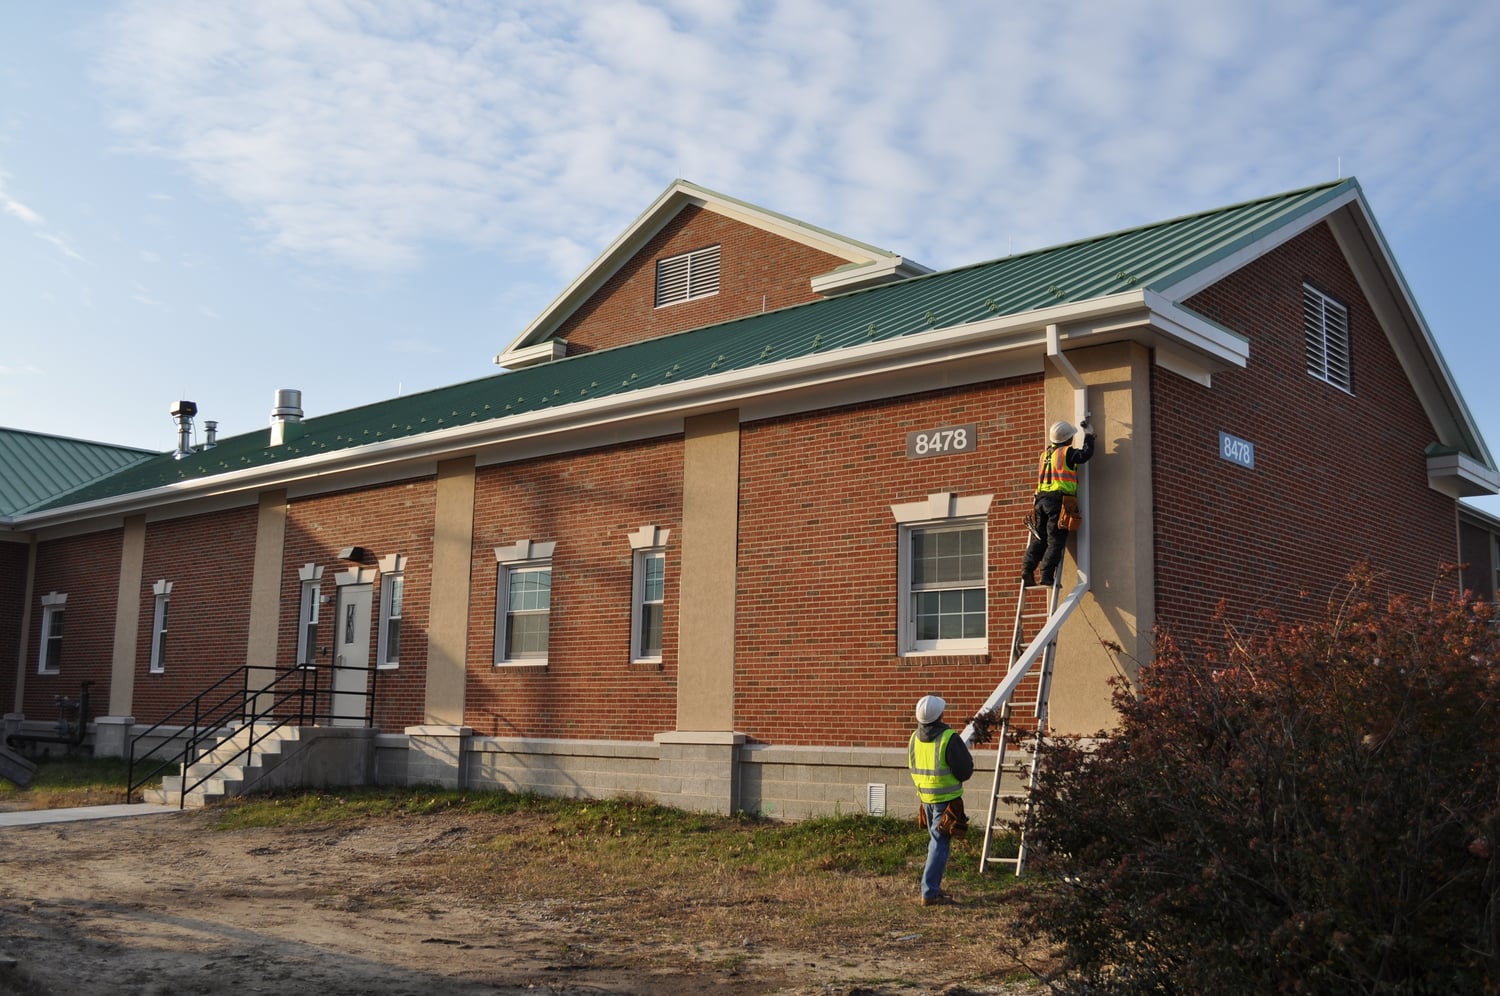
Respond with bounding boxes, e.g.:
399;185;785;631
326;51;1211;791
1020;572;1037;587
1039;575;1055;587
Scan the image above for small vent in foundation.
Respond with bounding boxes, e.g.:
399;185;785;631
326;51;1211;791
866;782;887;817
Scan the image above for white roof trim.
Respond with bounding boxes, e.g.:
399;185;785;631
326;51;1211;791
1428;450;1500;499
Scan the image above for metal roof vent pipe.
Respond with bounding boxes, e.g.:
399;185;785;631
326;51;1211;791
170;400;197;460
269;389;304;446
201;420;218;451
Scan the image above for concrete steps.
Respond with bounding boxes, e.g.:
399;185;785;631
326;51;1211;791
141;726;303;808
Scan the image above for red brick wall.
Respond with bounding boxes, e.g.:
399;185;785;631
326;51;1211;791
735;376;1044;747
23;529;122;720
554;206;846;354
466;436;683;740
0;540;31;712
281;479;437;731
131;507;258;723
1459;521;1496;600
1154;221;1458;652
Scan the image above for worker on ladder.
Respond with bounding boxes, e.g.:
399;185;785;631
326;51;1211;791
1020;418;1095;588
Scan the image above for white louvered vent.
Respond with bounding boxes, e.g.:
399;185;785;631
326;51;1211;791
1303;283;1352;393
655;244;721;308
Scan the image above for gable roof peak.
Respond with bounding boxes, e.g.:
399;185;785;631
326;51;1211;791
493;179;930;369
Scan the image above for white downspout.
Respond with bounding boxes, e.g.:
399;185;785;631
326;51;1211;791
960;324;1091;745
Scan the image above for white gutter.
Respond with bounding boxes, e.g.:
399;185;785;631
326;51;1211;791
13;289;1221;534
960;324;1092;746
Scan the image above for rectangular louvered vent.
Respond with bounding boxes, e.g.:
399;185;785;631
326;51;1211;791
1304;283;1352;392
655;244;721;308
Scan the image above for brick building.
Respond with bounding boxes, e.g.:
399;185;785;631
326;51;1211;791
2;178;1497;817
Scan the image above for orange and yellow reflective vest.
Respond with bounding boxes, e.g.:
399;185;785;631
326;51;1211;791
1036;444;1078;495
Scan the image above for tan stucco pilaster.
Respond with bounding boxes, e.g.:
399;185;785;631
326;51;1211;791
675;410;740;731
1048;342;1155;735
244;490;288;705
108;515;147;716
424;457;476;725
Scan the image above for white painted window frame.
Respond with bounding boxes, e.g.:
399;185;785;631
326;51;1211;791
376;553;406;670
37;591;67;675
149;579;172;674
628;526;670;664
891;493;993;656
494;540;556;666
296;564;324;667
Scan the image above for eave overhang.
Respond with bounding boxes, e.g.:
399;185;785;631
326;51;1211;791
9;291;1241;534
1428;450;1500;499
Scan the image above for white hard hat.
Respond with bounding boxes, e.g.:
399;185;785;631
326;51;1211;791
915;694;946;724
1049;420;1077;444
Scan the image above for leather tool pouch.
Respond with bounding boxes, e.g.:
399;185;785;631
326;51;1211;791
1058;495;1082;531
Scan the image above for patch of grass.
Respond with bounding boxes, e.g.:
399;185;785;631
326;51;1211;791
211;787;1022;897
0;753;133;809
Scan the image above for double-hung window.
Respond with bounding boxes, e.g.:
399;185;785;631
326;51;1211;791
495;540;555;665
1304;283;1352;392
377;554;406;669
149;580;172;674
654;244;721;307
296;564;324;666
628;526;670;663
37;592;66;675
892;493;993;655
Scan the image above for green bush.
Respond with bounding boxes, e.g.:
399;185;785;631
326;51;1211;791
1013;571;1500;993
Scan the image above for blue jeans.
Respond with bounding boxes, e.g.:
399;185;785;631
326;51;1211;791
922;800;953;899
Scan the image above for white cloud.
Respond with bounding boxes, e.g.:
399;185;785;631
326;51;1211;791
88;0;1500;278
0;180;86;261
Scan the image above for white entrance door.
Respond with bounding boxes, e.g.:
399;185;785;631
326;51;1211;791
332;584;372;727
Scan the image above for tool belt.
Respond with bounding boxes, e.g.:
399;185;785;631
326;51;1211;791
938;796;969;838
1057;495;1082;532
918;797;969;839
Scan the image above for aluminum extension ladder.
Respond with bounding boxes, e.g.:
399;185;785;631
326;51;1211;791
978;575;1062;875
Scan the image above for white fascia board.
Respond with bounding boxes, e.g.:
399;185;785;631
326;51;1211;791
1156;188;1360;302
809;256;931;295
1144;293;1251;368
1428;451;1500;499
17;291;1230;533
1326;204;1498;472
494;339;567;370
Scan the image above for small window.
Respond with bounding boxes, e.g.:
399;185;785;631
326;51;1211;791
149;580;172;674
906;524;987;651
633;550;666;661
377;572;404;669
494;540;556;666
1304;283;1352;392
891;493;993;656
655;244;721;307
294;562;326;667
37;592;66;675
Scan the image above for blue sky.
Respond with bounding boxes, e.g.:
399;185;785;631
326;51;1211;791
3;1;1499;514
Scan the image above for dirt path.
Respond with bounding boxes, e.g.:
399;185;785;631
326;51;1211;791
0;809;1043;994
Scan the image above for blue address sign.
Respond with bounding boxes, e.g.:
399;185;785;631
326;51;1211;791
1219;431;1255;469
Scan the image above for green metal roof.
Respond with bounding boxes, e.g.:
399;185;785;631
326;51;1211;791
0;428;156;516
41;178;1355;510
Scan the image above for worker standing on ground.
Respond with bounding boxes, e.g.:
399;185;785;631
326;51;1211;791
908;694;974;906
1020;418;1095;587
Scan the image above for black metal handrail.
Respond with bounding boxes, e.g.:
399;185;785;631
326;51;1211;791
125;662;380;808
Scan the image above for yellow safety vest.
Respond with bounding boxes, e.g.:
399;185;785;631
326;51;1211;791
1036;444;1078;495
908;728;963;804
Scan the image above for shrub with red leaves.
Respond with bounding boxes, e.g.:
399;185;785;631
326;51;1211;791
1013;569;1500;994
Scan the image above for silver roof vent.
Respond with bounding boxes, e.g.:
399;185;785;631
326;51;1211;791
170;400;197;460
270;389;304;446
